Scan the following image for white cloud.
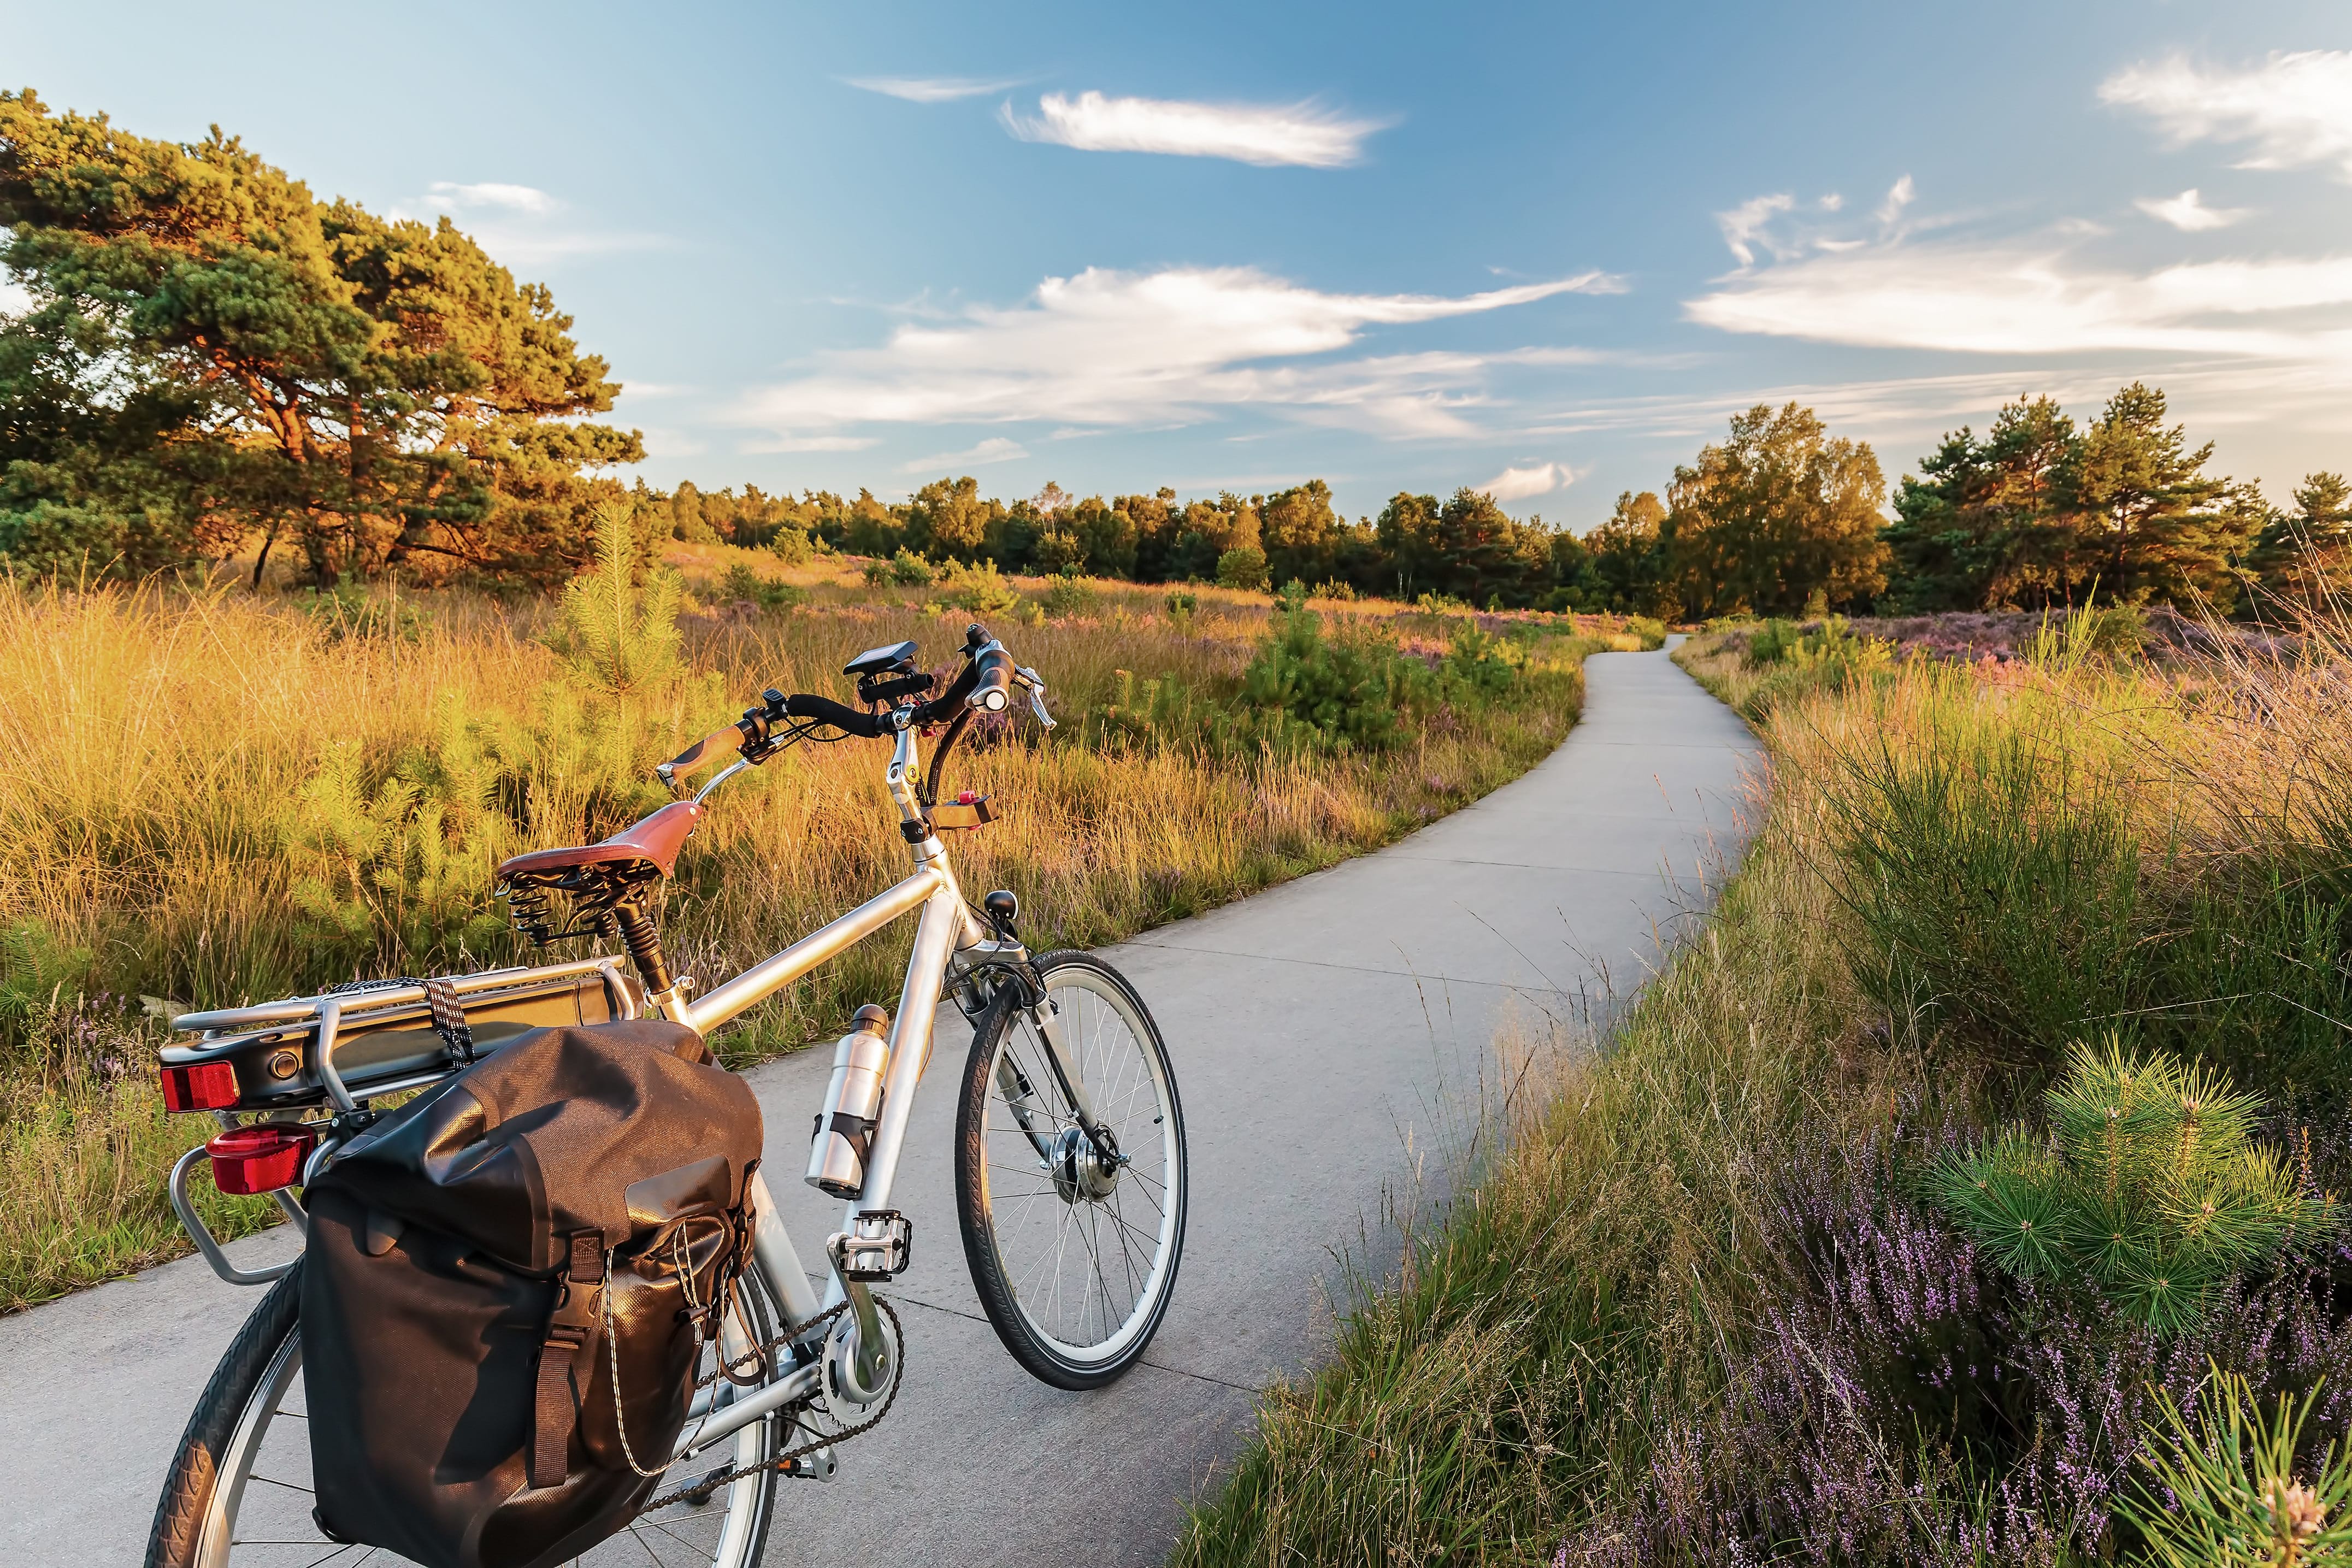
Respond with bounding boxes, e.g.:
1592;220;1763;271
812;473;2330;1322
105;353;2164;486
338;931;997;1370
900;437;1028;473
1478;461;1575;502
2103;51;2352;180
734;264;1622;440
427;181;558;215
999;91;1390;168
2135;188;2250;232
844;75;1025;104
395;181;669;267
747;434;881;454
1717;193;1794;266
1686;239;2352;360
1875;174;1915;227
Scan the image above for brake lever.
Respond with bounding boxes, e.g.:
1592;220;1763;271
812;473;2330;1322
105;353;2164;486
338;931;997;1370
1014;666;1056;730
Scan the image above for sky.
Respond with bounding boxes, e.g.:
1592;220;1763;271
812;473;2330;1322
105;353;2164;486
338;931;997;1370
7;0;2351;528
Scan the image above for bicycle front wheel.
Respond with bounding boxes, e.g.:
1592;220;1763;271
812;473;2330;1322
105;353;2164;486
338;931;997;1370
145;1258;787;1568
954;950;1187;1389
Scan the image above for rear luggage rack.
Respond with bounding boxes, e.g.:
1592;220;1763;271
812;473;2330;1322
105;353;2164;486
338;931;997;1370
163;956;644;1116
162;957;646;1288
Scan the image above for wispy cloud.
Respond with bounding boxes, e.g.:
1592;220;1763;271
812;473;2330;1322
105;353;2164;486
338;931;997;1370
1875;174;1915;227
900;437;1028;473
397;181;670;266
2102;51;2352;180
428;180;558;215
844;74;1027;104
1689;240;2352;359
1717;193;1794;267
999;91;1391;168
2135;188;2250;232
747;434;881;454
1478;461;1575;502
734;264;1622;441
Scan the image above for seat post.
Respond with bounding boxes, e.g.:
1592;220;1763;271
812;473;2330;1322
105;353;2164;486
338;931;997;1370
612;901;674;996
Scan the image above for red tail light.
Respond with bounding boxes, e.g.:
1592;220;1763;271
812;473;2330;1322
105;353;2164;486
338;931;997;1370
206;1125;317;1194
159;1061;240;1112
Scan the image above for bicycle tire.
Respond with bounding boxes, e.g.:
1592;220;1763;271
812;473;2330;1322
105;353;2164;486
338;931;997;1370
954;950;1188;1390
144;1256;787;1568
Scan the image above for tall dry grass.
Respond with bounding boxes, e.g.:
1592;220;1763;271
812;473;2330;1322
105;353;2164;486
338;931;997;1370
0;560;1633;1310
1177;606;2352;1565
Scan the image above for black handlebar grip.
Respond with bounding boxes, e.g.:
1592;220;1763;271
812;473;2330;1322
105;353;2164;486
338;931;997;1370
970;647;1013;712
781;693;890;738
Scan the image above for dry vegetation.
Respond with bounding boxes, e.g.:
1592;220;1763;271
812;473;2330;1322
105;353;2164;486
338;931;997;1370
1177;605;2352;1565
0;546;1645;1310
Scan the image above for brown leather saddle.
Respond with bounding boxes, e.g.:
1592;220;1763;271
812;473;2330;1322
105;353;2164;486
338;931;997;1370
494;801;703;944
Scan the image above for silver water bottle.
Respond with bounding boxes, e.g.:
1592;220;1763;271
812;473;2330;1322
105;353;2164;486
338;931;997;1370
806;1004;891;1198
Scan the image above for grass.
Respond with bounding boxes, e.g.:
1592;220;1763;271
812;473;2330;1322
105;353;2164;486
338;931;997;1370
1175;602;2352;1565
0;548;1650;1312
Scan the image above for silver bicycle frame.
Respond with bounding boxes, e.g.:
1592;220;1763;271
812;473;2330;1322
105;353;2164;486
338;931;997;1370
652;720;1003;1463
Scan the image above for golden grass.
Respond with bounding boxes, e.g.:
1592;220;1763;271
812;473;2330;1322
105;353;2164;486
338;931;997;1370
0;561;1643;1309
1177;609;2352;1564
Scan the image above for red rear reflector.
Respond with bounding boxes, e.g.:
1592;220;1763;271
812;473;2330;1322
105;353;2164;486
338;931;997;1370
159;1061;240;1112
206;1125;316;1195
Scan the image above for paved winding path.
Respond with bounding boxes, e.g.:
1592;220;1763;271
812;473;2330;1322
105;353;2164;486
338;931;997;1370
0;643;1759;1566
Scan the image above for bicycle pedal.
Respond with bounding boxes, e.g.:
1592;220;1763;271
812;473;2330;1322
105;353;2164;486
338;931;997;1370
836;1210;912;1280
787;1446;838;1483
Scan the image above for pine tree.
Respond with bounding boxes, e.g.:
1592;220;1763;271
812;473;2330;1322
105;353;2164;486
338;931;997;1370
1927;1038;2335;1330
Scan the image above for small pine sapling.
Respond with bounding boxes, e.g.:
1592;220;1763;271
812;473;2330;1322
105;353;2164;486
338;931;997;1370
2123;1366;2352;1567
1926;1038;2336;1329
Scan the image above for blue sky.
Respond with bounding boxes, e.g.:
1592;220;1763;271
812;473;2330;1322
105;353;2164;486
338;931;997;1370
8;0;2351;526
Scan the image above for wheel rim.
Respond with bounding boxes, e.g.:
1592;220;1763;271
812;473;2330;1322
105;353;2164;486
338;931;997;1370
191;1283;783;1566
978;966;1183;1367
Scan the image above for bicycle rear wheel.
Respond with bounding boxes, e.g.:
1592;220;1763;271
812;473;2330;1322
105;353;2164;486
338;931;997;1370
954;950;1187;1389
145;1258;787;1568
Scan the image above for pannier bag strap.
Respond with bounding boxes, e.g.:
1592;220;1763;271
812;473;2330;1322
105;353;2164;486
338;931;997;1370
421;976;476;1065
530;1231;608;1488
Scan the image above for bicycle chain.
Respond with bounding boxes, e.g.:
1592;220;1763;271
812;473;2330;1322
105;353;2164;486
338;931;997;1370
640;1297;906;1512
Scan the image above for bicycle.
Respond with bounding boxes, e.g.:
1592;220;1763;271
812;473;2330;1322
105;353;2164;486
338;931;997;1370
145;623;1188;1568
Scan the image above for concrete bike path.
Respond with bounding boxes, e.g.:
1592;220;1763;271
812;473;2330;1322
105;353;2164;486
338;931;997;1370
0;643;1760;1566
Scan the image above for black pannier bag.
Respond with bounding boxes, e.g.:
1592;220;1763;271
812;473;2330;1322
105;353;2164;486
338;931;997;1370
301;1018;765;1568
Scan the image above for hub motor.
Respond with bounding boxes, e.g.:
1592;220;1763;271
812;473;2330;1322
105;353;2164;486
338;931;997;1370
1048;1124;1122;1203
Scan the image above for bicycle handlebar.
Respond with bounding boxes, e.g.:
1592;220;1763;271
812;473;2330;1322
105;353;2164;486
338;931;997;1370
658;622;1048;792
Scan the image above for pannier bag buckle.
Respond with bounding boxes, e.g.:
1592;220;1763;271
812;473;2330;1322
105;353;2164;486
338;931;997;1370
838;1210;912;1281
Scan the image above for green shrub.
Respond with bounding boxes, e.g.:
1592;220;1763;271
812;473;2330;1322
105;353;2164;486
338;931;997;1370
860;558;892;587
1819;691;2147;1056
1415;591;1471;615
769;526;815;566
889;549;935;586
1441;621;1523;696
718;563;807;612
1316;580;1358;602
2123;1367;2352;1567
932;559;1020;616
297;574;429;643
551;502;682;697
1164;589;1198;630
1041;573;1097;620
1626;615;1667;647
1237;606;1415;752
1216;546;1270;592
1925;1040;2333;1329
1273;579;1310;615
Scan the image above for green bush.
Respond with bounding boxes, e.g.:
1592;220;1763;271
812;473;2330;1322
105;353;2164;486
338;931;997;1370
1041;573;1098;620
1237;606;1416;753
297;574;429;643
769;526;815;566
717;563;807;612
889;549;935;586
860;558;892;587
1440;622;1524;696
1925;1040;2333;1329
1216;546;1270;591
931;559;1020;617
1316;580;1358;602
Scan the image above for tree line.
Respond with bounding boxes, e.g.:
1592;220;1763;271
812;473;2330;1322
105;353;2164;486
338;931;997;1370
5;91;2344;615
